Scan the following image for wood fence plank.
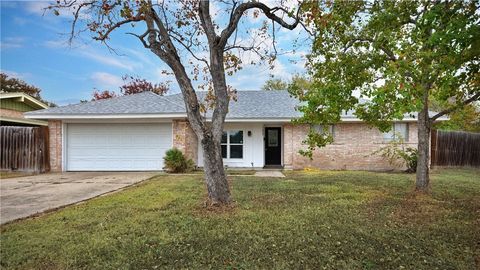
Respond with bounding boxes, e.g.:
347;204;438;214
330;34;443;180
0;126;49;172
433;130;480;167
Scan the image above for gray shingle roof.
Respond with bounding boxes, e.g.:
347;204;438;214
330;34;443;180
25;90;445;120
25;92;185;115
25;90;302;119
193;90;302;119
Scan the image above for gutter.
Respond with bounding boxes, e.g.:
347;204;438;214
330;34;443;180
24;114;449;122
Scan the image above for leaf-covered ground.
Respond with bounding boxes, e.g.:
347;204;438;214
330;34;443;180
1;169;479;269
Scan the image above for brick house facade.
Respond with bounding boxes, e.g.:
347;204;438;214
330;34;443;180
47;119;419;172
283;122;418;170
48;120;63;172
47;119;418;172
172;120;198;163
28;91;438;172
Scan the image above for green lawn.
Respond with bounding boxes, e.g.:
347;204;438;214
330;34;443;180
1;169;479;269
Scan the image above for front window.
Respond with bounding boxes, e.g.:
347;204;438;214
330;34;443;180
312;124;335;139
221;130;243;159
383;123;408;141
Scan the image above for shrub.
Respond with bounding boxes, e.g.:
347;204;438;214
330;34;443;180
371;138;418;173
398;147;418;173
163;148;195;173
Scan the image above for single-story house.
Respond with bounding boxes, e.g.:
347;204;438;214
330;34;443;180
0;92;49;126
24;90;447;172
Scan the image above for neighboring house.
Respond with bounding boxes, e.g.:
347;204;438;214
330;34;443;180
24;91;448;172
0;92;49;126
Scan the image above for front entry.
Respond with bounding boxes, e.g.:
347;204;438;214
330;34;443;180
265;127;282;166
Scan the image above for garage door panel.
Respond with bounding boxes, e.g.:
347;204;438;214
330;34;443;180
66;123;172;171
69;147;167;158
68;159;163;171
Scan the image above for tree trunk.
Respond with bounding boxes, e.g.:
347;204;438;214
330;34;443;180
200;131;231;204
416;104;431;191
149;41;232;204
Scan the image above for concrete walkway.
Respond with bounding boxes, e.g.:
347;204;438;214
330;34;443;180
254;171;285;177
0;172;157;224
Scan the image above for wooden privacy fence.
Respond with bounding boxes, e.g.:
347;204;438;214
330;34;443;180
0;126;50;173
431;129;480;167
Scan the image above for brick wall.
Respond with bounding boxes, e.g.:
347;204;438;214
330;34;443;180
48;120;62;172
284;122;418;171
0;108;25;119
172;120;198;164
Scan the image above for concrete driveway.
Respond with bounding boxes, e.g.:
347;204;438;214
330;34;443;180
0;172;158;224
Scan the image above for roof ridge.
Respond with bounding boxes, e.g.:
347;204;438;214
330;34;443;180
165;90;286;95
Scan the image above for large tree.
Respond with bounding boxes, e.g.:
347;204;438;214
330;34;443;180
292;0;479;191
49;0;307;204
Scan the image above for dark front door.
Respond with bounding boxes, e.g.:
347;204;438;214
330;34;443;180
265;127;281;165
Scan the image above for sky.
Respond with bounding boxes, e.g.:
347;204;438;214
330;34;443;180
0;0;309;105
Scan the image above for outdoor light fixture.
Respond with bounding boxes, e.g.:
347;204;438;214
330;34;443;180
248;131;252;137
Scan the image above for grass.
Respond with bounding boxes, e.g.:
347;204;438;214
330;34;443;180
0;171;36;179
1;169;479;269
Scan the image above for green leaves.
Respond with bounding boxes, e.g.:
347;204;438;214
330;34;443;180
293;0;480;156
298;126;334;159
371;138;418;172
261;78;288;91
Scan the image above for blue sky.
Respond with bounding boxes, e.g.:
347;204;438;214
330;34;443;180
1;1;308;105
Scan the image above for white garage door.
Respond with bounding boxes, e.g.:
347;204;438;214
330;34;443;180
66;123;172;171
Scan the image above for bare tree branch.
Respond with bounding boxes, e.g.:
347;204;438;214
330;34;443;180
198;0;219;45
93;15;143;41
219;1;301;48
170;35;210;68
271;19;278;55
224;44;264;61
126;29;155;48
430;92;480;122
68;1;96;44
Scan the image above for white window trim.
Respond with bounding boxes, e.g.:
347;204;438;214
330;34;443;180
312;124;336;139
383;123;409;142
221;130;244;160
